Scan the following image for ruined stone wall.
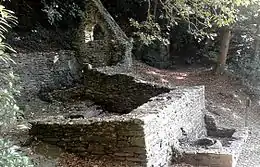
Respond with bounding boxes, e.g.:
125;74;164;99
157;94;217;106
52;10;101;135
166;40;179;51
30;118;147;166
12;51;82;109
81;68;170;113
74;0;132;68
141;86;205;167
139;42;172;69
30;86;206;167
78;40;111;66
47;68;169;114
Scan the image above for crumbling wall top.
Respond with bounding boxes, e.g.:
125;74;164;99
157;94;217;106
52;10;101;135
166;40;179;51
74;0;132;68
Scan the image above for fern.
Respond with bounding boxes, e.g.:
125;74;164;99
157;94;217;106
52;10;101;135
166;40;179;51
0;4;19;131
0;4;34;167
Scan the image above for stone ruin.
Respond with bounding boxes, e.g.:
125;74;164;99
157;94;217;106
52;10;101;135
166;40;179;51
24;0;249;166
72;0;132;68
29;77;248;167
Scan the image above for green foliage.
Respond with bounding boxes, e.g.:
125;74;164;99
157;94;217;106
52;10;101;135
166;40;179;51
0;4;20;131
228;0;260;81
164;0;250;32
131;0;252;46
129;18;169;46
41;0;84;28
0;4;34;167
0;138;34;167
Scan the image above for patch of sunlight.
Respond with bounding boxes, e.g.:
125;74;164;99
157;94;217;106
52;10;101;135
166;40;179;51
232;113;242;119
160;78;169;83
53;55;59;63
146;70;166;77
175;76;186;80
178;72;188;77
238;99;242;104
172;72;189;80
233;93;239;98
220;106;231;112
168;71;189;77
17;124;30;130
146;71;157;75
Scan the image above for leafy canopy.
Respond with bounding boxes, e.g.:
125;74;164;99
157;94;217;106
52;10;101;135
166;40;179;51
131;0;252;45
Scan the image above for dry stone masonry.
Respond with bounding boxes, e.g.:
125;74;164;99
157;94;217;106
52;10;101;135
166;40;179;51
45;66;170;114
178;113;248;167
73;0;132;68
29;70;248;167
12;50;82;111
30;86;206;167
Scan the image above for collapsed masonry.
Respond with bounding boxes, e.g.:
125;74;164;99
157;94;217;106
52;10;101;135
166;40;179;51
25;0;248;167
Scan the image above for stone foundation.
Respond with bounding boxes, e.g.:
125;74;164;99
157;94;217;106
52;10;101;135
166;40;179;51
177;113;249;167
179;128;248;167
29;86;205;167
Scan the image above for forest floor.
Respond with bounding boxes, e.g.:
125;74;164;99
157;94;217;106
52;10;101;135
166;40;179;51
24;60;259;167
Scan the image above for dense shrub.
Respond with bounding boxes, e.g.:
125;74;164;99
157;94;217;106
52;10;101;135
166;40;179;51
0;4;20;131
227;2;260;84
0;4;34;167
0;138;34;167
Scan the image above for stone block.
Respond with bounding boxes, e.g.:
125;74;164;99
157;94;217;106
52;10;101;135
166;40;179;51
178;127;248;167
181;153;233;167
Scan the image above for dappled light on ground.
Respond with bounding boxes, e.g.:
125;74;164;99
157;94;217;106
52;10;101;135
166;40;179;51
160;78;169;83
144;68;190;82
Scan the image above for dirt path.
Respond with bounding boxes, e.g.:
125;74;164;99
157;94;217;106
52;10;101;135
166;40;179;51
236;104;260;167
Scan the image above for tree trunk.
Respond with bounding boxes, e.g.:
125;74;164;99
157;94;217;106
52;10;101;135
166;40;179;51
214;26;232;74
153;0;158;19
249;23;260;81
254;24;260;61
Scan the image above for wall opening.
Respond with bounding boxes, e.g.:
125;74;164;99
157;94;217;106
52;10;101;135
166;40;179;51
93;24;105;40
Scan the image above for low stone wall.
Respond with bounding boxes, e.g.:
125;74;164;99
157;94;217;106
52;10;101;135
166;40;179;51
29;86;205;167
81;68;170;113
141;86;205;167
47;66;170;114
